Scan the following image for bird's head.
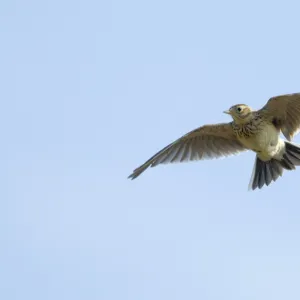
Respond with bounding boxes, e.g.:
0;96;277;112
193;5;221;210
223;104;253;124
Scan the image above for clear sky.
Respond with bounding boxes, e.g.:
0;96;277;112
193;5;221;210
1;0;300;299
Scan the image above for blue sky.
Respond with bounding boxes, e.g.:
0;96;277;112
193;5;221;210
1;0;300;299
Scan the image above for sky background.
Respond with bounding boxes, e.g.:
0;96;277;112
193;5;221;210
1;0;300;299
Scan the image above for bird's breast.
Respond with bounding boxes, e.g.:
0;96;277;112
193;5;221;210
234;121;280;157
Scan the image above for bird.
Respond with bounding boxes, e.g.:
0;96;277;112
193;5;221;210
128;93;300;190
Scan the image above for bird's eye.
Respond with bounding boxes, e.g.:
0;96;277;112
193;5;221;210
237;107;242;112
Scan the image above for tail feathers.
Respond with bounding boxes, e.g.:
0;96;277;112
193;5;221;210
249;157;283;190
249;141;300;190
283;141;300;168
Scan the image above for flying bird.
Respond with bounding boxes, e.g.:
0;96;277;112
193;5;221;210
128;93;300;190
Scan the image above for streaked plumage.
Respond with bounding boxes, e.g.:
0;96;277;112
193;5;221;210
128;93;300;190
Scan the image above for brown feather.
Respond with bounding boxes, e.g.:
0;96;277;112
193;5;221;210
128;123;246;179
259;93;300;140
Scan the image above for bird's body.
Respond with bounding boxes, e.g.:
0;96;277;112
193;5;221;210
128;93;300;190
233;113;283;161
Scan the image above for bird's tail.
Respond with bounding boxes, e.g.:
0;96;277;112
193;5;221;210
249;141;300;190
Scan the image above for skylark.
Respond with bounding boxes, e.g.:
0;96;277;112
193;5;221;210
128;93;300;190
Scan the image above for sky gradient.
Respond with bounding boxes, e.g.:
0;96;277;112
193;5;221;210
1;0;300;299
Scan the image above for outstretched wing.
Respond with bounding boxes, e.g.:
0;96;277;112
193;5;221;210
260;93;300;141
128;122;246;179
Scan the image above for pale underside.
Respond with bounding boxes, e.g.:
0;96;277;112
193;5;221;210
236;122;285;161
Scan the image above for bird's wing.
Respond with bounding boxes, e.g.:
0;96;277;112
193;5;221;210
128;122;247;179
260;93;300;141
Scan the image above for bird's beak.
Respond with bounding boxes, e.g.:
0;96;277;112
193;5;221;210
223;110;231;115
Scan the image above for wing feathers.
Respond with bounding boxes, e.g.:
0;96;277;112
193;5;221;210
261;93;300;140
128;123;246;179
